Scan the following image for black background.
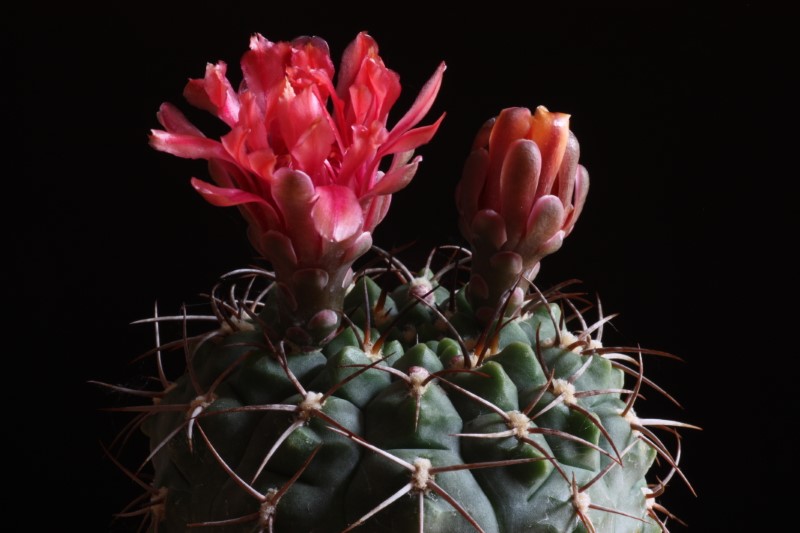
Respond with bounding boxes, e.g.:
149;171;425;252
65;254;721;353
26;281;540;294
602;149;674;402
9;2;792;530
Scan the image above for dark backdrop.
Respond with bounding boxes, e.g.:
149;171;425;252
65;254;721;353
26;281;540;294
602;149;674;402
9;3;791;530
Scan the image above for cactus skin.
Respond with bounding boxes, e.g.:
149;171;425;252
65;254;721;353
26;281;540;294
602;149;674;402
114;262;684;533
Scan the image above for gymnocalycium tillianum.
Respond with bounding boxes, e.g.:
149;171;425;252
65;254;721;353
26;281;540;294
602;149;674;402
97;31;697;532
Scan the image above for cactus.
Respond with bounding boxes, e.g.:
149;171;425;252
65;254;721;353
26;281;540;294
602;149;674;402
100;32;696;532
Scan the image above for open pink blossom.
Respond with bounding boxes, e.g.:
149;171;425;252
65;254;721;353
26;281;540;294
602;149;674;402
151;32;445;339
456;106;589;321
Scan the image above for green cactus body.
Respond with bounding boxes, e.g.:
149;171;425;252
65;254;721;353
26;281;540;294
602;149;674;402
127;273;671;532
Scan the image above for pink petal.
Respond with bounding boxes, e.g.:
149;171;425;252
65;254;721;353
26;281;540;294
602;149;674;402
272;168;316;210
204;62;240;126
149;130;228;160
311;185;363;242
563;165;589;235
388;149;415;170
277;86;335;176
500;139;542;248
336;123;381;190
290;35;335;81
348;55;400;126
271;169;320;261
247;148;276;179
183;78;216;115
365;59;401;122
156;103;204;136
207;160;279;232
182;62;240;126
386;61;446;141
242;34;287;97
378;113;445;156
189;177;268;207
220;126;250;166
207;158;236;188
554;131;580;209
365;156;421;198
239;91;270;152
528;106;571;198
347;83;374;127
485;107;533;211
350;56;400;125
521;195;565;257
291;116;337;178
361;193;391;233
336;32;378;99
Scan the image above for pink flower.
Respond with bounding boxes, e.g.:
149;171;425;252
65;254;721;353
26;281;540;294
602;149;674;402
456;106;589;319
151;32;444;278
150;33;444;339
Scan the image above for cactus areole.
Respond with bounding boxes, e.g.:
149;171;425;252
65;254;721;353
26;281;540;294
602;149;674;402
103;31;696;532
